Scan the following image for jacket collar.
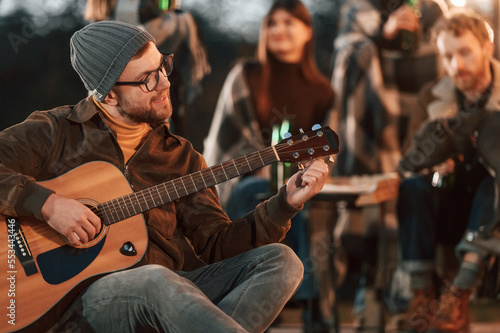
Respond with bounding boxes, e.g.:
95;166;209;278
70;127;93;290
67;95;101;123
429;58;500;119
485;59;500;111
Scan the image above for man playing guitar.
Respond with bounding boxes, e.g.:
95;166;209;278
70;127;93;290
0;20;334;333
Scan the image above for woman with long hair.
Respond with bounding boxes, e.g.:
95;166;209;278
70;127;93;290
204;0;334;208
204;1;334;330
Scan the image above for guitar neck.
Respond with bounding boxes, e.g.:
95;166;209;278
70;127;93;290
99;146;278;225
96;125;339;226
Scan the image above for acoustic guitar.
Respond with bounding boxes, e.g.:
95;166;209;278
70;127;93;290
0;126;338;333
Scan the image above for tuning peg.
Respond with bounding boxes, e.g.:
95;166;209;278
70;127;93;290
298;128;309;141
308;148;314;155
283;132;293;145
297;162;305;170
312;124;324;136
328;155;335;163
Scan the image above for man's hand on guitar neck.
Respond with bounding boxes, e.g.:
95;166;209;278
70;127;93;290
41;193;101;246
285;159;329;208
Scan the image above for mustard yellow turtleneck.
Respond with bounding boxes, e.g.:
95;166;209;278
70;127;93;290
93;98;152;163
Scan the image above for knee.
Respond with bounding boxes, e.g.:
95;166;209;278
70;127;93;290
139;264;172;282
137;265;186;292
263;243;304;280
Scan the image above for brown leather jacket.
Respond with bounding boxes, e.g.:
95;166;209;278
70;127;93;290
0;96;299;270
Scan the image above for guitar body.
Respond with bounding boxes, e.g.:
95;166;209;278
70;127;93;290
0;162;148;333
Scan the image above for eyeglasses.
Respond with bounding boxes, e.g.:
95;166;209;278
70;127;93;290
115;53;174;92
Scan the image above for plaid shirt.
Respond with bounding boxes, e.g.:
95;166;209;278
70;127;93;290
331;0;445;175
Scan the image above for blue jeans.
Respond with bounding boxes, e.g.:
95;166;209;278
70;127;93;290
397;173;495;273
52;243;303;333
225;175;318;301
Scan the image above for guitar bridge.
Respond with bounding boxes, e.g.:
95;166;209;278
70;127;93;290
6;217;38;276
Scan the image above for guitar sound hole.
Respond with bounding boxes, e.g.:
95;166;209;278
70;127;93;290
92;221;105;239
70;201;108;248
76;221;108;248
82;203;105;235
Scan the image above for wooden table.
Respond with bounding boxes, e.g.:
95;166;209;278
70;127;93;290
319;172;400;206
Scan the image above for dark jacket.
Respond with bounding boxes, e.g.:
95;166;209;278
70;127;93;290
0;96;299;270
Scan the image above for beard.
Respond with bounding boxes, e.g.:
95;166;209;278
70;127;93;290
121;105;170;125
452;58;490;97
453;72;476;92
453;71;482;92
118;90;172;125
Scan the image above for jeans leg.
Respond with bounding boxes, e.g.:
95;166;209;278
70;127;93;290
283;209;316;301
456;174;496;259
179;243;304;333
55;265;248;333
397;176;437;272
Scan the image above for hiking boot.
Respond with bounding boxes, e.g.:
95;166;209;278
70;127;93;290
398;288;437;333
427;286;470;333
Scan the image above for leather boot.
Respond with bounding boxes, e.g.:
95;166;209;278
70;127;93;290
427;286;470;333
398;288;437;333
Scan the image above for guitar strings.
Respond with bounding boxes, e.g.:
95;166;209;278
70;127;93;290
100;136;331;222
99;134;331;224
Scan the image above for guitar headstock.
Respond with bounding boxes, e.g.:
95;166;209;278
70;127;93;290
275;125;339;164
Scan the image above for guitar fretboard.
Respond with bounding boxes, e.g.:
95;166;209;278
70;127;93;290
97;147;278;225
89;125;339;225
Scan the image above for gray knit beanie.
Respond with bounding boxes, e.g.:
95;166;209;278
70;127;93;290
70;21;155;101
